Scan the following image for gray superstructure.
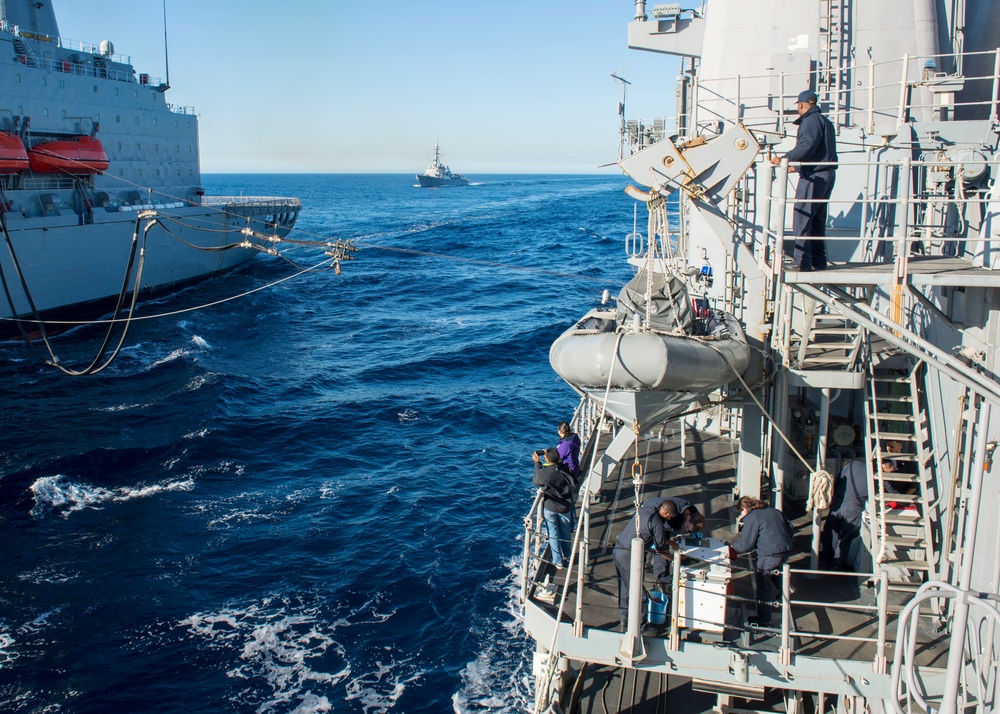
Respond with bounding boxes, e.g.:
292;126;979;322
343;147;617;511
521;2;1000;712
416;142;468;187
0;1;300;340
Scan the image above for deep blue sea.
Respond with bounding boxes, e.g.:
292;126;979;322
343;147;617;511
0;173;633;713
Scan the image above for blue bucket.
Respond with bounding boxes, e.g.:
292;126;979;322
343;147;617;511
647;590;668;625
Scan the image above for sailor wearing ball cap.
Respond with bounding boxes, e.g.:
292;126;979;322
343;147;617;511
769;89;838;271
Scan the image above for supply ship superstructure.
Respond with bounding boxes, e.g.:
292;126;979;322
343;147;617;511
0;2;300;343
521;1;1000;712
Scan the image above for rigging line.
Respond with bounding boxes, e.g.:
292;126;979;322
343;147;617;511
703;337;815;475
0;212;147;375
1;255;338;328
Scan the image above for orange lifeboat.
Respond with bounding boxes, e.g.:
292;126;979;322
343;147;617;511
29;136;109;174
0;131;29;173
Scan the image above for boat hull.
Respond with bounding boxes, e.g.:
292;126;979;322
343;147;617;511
416;174;469;187
0;131;29;173
549;310;750;426
28;136;109;174
0;199;298;334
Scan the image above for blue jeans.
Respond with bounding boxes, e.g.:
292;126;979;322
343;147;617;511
543;508;573;567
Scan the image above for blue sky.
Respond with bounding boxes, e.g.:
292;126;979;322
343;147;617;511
55;1;677;173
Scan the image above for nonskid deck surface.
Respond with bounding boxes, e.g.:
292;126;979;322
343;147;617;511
531;427;949;706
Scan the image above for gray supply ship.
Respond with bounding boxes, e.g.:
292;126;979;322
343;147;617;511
522;1;1000;712
0;1;300;343
416;142;468;187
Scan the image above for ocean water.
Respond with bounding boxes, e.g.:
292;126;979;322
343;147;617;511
0;174;634;713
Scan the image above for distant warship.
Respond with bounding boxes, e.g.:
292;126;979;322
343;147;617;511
416;143;468;187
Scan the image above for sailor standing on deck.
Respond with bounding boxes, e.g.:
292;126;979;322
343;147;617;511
532;448;576;570
612;497;678;629
729;496;794;627
556;421;582;481
770;89;838;272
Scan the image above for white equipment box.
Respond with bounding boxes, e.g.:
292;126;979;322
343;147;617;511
675;536;731;633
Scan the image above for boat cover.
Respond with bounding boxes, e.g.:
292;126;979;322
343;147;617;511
616;269;692;333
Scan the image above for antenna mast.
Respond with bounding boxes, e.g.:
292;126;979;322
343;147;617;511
611;73;631;161
162;0;171;89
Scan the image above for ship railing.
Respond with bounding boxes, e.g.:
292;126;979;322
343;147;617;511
203;196;303;209
53;36;132;66
9;50;143;83
757;154;1000;397
760;153;1000;279
0;22;134;66
519;490;547;602
686;47;1000;138
772;564;892;671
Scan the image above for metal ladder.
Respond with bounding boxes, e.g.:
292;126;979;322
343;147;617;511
787;293;865;372
12;37;39;67
863;360;937;587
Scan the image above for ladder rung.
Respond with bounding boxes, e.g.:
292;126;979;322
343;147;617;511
870;413;915;422
877;492;920;503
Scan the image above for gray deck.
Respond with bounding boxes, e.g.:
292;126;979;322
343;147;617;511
785;256;1000;288
530;426;949;710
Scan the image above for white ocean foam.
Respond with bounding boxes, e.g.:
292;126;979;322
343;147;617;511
29;475;195;518
177;592;425;712
452;556;534;713
191;335;212;350
148;347;191;370
180;598;350;713
343;657;423;714
0;631;16;667
397;409;419;424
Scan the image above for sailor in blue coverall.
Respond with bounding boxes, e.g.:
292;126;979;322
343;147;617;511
770;89;839;271
730;496;794;626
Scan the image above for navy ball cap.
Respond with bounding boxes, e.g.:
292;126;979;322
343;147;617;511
797;90;818;104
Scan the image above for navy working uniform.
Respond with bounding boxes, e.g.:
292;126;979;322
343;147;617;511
731;506;794;624
784;93;838;270
613;497;673;627
820;459;868;570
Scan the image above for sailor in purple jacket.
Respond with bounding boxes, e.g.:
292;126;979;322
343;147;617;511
556;421;581;480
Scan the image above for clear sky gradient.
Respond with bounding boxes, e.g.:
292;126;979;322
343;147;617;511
55;1;678;174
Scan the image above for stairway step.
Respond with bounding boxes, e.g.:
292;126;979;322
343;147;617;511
885;559;932;571
876;492;920;503
810;328;859;336
873;376;914;384
870;413;916;423
884;513;927;525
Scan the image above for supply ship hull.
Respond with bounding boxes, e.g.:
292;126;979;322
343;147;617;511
521;2;1000;712
0;3;299;338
